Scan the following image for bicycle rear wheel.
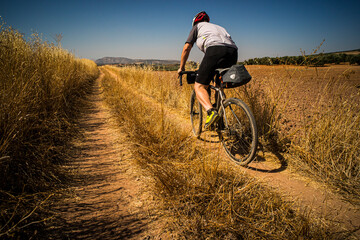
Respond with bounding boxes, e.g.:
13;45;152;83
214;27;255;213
190;90;203;137
218;98;258;165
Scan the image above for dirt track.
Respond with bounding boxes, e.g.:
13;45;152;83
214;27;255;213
49;73;166;239
51;68;359;238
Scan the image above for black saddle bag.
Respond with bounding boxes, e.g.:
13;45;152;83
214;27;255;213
221;64;252;88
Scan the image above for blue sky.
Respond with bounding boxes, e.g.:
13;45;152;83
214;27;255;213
1;0;359;62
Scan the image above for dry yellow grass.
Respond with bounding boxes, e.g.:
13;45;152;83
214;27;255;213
0;23;99;238
244;65;360;203
2;17;358;239
100;66;348;239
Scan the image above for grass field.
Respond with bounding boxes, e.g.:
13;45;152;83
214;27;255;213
100;64;360;238
1;21;359;238
101;65;360;204
0;23;99;238
245;65;360;203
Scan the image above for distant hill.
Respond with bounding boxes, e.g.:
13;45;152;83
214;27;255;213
95;57;180;66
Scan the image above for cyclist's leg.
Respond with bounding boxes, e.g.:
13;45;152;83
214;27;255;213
196;46;233;129
194;83;212;111
194;49;217;111
214;47;237;110
194;82;220;129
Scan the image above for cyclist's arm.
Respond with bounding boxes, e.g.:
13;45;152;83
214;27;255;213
178;43;192;75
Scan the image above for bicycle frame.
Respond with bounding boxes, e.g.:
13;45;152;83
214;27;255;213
180;69;258;165
179;70;231;131
209;85;228;129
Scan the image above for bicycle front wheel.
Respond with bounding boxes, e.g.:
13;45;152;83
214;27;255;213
190;90;203;137
219;98;258;165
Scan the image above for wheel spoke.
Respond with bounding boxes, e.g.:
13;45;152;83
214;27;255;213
220;98;258;165
190;90;203;137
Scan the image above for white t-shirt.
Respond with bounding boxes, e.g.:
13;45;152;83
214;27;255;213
186;22;237;53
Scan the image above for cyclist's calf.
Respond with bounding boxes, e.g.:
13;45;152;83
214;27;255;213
194;82;213;111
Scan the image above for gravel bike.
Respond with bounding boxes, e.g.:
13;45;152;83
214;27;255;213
179;68;258;166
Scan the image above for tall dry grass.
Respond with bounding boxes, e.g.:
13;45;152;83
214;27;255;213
104;65;288;154
290;78;360;203
228;78;290;154
101;66;344;239
240;64;360;203
0;23;99;238
106;63;360;204
104;65;193;116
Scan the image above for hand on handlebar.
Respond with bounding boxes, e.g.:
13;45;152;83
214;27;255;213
178;68;184;86
177;68;184;76
178;70;197;86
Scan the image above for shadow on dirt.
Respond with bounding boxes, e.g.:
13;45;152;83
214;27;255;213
246;151;288;173
47;205;149;240
42;78;151;239
245;141;288;173
46;197;150;239
199;131;288;173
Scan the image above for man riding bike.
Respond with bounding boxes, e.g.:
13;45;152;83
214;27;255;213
178;11;238;129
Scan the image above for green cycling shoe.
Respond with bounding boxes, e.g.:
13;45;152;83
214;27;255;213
204;109;220;130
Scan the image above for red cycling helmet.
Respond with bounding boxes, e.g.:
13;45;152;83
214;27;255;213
192;11;210;26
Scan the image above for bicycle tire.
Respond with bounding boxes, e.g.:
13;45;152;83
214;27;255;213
190;90;203;137
218;98;258;165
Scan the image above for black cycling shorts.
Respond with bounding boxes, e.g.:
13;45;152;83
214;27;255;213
196;46;238;85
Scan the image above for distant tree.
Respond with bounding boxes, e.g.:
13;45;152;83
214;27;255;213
349;55;360;65
339;53;347;63
243;52;360;66
282;56;290;64
355;55;360;65
327;54;335;64
271;57;280;65
296;56;305;65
